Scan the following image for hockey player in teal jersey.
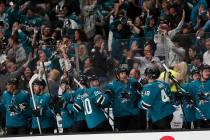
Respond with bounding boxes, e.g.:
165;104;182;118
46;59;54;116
105;66;146;131
71;75;89;132
188;64;210;128
1;78;31;135
30;78;56;134
179;83;196;129
80;75;113;131
56;78;75;133
138;66;175;130
180;68;201;129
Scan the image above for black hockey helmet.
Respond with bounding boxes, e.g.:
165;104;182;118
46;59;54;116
88;75;99;82
78;74;88;87
32;78;46;87
190;67;200;75
145;65;160;79
114;65;128;76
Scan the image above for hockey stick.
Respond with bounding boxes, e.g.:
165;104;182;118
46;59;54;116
161;64;191;128
162;63;208;122
29;73;42;134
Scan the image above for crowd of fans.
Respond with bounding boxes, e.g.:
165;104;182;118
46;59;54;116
0;0;210;136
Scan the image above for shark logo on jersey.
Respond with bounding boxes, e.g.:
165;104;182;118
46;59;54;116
158;83;164;89
120;91;131;103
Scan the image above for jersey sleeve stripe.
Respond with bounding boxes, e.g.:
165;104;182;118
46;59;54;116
73;103;81;112
142;101;151;107
142;105;149;110
97;95;105;105
142;101;151;110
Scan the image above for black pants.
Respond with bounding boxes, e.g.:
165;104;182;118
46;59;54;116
6;125;29;135
32;128;54;134
89;120;113;132
63;126;74;133
114;114;146;131
152;114;173;130
0;110;5;130
182;121;192;129
71;120;89;132
194;119;210;129
136;109;147;130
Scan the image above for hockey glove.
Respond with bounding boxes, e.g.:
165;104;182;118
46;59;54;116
173;92;183;103
184;93;194;105
32;107;43;117
104;89;113;97
50;96;59;107
198;92;206;101
132;82;143;91
134;95;141;107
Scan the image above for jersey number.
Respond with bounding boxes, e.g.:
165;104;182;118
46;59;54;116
83;98;92;115
161;89;170;102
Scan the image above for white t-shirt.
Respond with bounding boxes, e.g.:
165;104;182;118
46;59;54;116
203;51;210;65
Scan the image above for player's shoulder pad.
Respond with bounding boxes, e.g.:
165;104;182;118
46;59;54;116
157;80;170;87
43;92;51;98
2;90;10;96
108;81;115;85
89;87;102;93
21;90;29;95
190;80;200;86
206;79;210;83
75;88;83;94
88;87;97;91
69;90;76;94
106;81;115;89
